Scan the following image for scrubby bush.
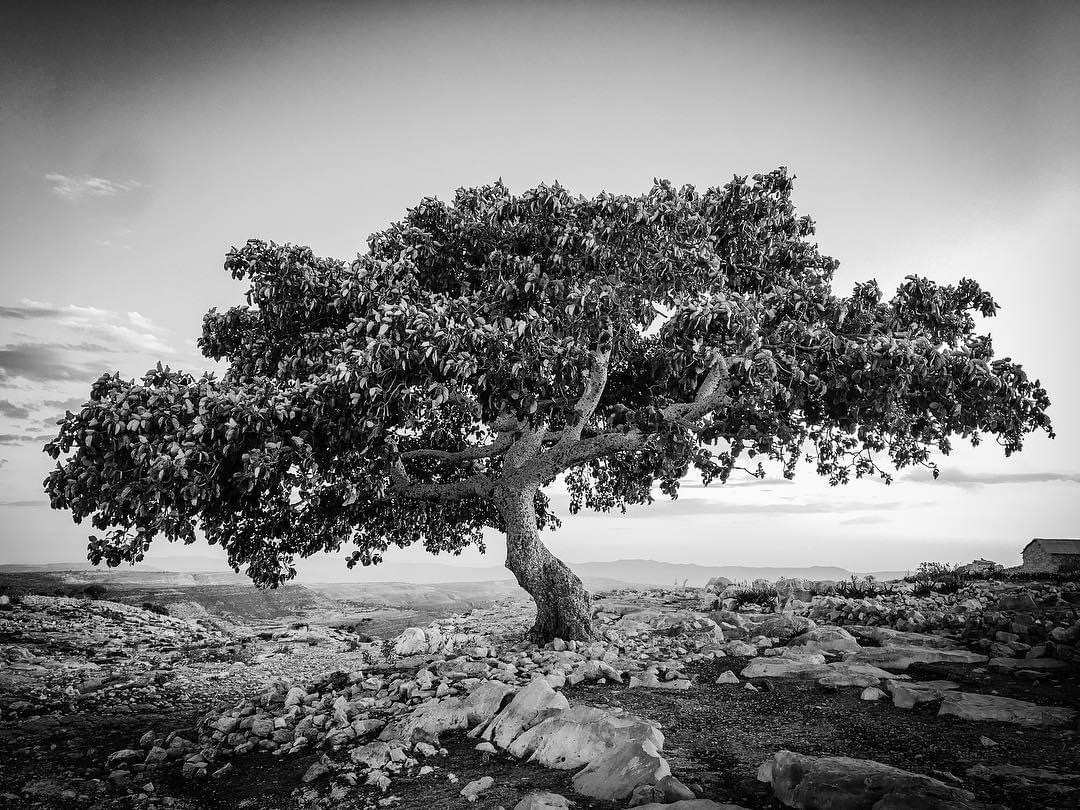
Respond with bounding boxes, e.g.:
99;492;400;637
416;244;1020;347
142;602;170;616
834;575;897;598
905;562;974;595
726;584;781;612
82;584;108;599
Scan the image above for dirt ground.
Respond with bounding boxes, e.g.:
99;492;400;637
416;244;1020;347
4;652;1077;809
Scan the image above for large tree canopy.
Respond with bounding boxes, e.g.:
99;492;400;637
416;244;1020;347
44;169;1053;640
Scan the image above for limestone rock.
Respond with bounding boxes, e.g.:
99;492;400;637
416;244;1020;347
483;677;569;749
740;657;831;680
842;646;987;671
506;704;663;771
937;691;1078;727
392;627;428;657
758;749;983;809
787;626;861;653
816;662;901;688
460;775;493;801
571;734;670;801
513;792;573;810
887;680;958;710
757;615;815;641
847;626;960;650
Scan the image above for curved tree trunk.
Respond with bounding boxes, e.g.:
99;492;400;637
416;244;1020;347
497;486;594;643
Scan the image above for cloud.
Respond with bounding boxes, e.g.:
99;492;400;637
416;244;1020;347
43;396;86;411
0;343;111;383
0;433;38;445
0;399;30;419
903;470;1080;489
0;300;176;374
840;514;891;525
45;173;147;202
0;499;47;508
0;459;8;470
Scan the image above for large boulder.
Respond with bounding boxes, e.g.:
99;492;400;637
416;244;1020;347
392;627;428;657
938;692;1078;728
506;704;663;771
483;677;569;749
572;733;670;801
758;750;985;809
403;681;517;741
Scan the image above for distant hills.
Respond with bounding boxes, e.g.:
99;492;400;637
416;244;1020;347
0;558;908;587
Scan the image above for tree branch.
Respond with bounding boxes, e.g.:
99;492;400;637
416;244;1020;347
400;436;511;462
387;472;492;501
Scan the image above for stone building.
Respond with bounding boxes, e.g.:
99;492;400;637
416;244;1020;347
1020;538;1080;572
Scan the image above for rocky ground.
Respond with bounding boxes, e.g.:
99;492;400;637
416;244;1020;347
1;577;1078;809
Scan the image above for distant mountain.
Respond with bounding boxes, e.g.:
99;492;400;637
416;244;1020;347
0;558;908;586
303;559;908;587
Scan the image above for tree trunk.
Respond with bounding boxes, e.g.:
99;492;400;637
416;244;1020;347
497;485;594;643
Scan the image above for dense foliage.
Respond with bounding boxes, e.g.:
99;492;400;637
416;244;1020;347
44;169;1054;588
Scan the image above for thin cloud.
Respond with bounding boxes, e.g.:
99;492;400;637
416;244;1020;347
0;399;30;420
0;499;47;508
0;434;37;445
45;173;147;202
0;343;110;383
0;299;175;356
904;469;1080;489
43;396;87;409
840;514;891;525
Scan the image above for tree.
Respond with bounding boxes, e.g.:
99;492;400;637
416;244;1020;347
43;169;1053;642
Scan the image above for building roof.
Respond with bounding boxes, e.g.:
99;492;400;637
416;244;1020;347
1022;538;1080;555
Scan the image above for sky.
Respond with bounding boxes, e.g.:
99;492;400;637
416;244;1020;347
1;0;1078;576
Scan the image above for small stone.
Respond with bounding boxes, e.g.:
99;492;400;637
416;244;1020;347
460;775;494;801
715;670;739;684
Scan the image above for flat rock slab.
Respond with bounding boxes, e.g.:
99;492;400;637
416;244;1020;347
887;680;959;710
741;658;832;680
758;749;986;809
988;656;1070;672
843;646;987;671
817;662;906;688
847;626;962;650
742;658;906;687
787;626;862;653
631;802;753;810
938;691;1078;728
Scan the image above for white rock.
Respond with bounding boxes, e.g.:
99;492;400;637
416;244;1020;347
483;678;569;749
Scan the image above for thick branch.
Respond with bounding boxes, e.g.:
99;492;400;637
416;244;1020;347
400;436;511;462
560;338;612;444
387;473;492;501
